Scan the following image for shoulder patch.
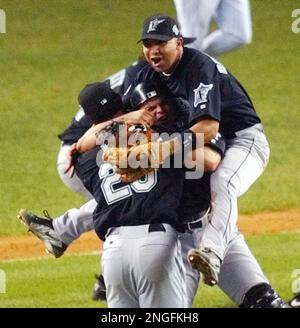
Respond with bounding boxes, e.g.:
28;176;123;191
210;56;227;74
193;82;213;107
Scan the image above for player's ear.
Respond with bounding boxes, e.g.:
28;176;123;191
176;37;184;48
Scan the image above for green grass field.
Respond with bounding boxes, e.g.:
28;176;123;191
1;233;299;308
0;0;299;235
0;0;299;308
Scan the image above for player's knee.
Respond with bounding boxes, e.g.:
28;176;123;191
223;30;252;49
239;283;285;308
210;168;236;194
237;28;252;45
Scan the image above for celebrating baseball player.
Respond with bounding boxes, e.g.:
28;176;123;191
57;60;148;200
173;0;252;56
115;14;270;290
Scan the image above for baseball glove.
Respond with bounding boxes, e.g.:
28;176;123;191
103;139;175;183
95;120;153;182
95;121;151;149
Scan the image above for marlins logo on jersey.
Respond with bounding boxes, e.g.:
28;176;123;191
193;82;213;108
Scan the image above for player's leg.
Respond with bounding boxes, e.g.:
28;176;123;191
57;143;93;200
52;199;96;245
218;231;284;307
189;125;269;284
202;0;252;56
102;224;186;308
203;125;269;260
101;232;139;308
137;224;187;308
173;0;220;51
189;222;284;307
179;230;201;307
17;199;96;257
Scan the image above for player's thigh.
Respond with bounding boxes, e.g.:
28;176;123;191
138;228;187;307
101;235;123;286
102;235;140;307
211;145;265;198
174;0;220;37
138;228;179;282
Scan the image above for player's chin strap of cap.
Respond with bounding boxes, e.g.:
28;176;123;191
182;207;210;231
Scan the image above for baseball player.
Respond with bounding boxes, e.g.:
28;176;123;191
19;81;284;308
57;60;148;199
74;83;192;308
119;14;270;288
173;0;252;56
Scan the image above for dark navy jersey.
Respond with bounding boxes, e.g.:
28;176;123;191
126;48;260;138
74;147;185;240
57;106;93;145
73;100;192;240
179;172;211;220
58;60;148;145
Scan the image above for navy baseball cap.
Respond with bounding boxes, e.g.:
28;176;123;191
78;82;123;123
138;14;196;44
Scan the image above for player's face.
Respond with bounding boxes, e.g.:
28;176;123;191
140;98;172;127
142;38;183;73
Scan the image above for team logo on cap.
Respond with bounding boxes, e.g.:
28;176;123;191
147;90;157;98
100;98;108;106
147;18;165;32
193;82;213;107
172;25;179;35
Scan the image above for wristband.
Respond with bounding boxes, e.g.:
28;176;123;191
181;129;197;151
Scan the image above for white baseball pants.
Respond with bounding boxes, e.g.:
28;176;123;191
174;0;252;56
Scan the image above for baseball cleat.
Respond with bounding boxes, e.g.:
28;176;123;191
188;247;221;286
92;274;107;301
17;209;67;258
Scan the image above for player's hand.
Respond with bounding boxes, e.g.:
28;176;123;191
64;143;79;178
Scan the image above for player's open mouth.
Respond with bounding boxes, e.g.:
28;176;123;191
151;57;162;66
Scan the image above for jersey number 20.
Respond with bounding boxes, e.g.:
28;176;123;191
99;163;157;205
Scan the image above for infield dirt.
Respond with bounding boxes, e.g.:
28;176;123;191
1;208;299;260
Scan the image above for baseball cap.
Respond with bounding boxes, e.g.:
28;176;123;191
78;82;123;123
138;14;196;44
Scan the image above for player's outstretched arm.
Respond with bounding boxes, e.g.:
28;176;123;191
76;109;153;153
76;120;114;152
